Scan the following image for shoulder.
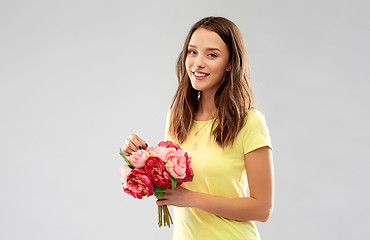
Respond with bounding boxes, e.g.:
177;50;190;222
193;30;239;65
240;108;272;154
239;108;271;142
243;108;268;129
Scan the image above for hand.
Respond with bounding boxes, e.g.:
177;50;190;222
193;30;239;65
156;186;195;208
122;134;148;156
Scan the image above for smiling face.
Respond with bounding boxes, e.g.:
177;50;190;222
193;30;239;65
185;28;230;94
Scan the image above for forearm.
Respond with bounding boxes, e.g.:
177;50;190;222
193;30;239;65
190;191;273;222
158;148;274;222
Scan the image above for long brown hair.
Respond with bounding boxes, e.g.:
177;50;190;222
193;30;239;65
168;16;255;148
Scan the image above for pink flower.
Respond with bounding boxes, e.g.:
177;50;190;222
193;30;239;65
129;150;149;168
124;169;154;199
149;142;189;179
148;146;169;162
176;152;194;185
119;165;132;188
157;141;181;150
164;148;187;179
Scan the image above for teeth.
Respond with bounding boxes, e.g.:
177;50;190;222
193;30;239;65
194;72;207;77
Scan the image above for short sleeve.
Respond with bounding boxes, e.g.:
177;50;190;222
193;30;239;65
242;109;272;155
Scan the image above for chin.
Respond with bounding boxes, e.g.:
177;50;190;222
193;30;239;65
189;80;203;91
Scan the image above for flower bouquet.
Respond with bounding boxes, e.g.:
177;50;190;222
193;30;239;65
119;141;193;227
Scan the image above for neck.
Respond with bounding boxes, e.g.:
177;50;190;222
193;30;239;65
196;90;217;121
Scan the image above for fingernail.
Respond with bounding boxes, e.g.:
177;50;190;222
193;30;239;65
138;146;143;150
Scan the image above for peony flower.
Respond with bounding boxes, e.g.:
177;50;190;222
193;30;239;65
149;142;190;180
176;152;194;185
144;156;172;189
148;146;170;163
129;150;150;168
124;169;153;199
164;149;187;179
119;165;132;188
157;141;181;150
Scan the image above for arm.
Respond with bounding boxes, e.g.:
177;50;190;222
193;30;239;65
157;146;274;222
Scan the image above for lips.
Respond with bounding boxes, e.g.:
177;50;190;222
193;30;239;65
192;70;209;80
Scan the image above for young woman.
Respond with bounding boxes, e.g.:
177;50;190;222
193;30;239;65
122;16;274;240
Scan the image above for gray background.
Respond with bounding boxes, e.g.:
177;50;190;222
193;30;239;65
1;0;369;239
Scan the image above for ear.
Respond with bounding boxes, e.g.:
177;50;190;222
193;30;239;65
226;64;231;72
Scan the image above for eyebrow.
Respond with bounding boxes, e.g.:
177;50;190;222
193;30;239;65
188;44;221;52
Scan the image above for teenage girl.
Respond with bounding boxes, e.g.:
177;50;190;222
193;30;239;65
122;16;274;240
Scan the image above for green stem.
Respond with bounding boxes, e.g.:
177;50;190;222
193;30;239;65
163;205;173;227
158;205;161;227
157;205;173;227
166;206;173;224
158;205;163;227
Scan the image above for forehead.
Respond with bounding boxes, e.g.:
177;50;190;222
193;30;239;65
189;28;228;51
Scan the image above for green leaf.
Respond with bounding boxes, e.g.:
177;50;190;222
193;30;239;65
169;175;177;190
154;185;166;193
155;191;165;199
190;175;194;181
119;148;133;168
153;185;167;199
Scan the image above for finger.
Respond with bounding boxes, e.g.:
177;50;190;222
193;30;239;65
156;199;170;206
122;149;131;157
128;134;141;149
137;136;149;150
124;138;137;153
129;134;148;150
162;190;172;196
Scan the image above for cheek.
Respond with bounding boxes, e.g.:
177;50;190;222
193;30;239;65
213;61;228;75
185;58;194;78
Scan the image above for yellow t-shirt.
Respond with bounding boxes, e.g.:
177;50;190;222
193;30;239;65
165;108;272;240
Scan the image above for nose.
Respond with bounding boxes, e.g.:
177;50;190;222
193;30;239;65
193;55;205;68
